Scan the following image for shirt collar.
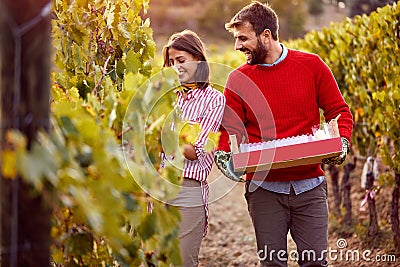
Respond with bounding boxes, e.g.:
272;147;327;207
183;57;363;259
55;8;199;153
258;43;288;67
176;87;202;101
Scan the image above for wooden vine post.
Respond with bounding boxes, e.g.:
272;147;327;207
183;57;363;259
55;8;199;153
328;165;341;217
341;157;357;226
391;173;400;251
366;171;378;237
0;0;52;266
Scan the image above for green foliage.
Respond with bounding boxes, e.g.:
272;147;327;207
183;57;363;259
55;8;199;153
210;0;400;252
5;0;187;266
52;0;155;98
209;2;400;237
287;3;400;177
5;0;399;264
282;4;400;251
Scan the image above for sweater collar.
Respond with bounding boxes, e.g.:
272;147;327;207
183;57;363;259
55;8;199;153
258;43;288;67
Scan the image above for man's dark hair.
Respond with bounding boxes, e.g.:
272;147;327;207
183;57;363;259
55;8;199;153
225;1;279;40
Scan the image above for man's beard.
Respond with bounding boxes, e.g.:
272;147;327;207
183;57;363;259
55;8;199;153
248;38;268;65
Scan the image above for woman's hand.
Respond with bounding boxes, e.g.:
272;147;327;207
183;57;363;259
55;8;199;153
182;144;198;161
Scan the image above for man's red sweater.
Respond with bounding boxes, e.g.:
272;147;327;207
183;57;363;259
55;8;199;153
217;49;353;182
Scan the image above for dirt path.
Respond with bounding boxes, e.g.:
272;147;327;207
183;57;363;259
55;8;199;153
198;166;297;267
198;164;398;267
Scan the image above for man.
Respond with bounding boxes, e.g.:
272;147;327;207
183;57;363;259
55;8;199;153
214;2;353;266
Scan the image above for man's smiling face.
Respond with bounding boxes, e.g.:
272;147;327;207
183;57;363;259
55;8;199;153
233;22;268;65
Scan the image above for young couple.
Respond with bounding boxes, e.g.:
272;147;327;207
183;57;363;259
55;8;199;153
162;2;353;267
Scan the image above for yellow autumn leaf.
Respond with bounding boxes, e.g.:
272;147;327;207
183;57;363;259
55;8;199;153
355;107;364;122
357;107;364;116
1;150;17;179
179;122;201;144
204;131;221;152
5;130;27;149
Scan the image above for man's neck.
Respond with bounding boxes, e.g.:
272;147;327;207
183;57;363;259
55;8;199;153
264;42;283;65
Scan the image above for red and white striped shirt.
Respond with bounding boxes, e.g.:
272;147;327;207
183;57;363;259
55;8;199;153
176;85;225;235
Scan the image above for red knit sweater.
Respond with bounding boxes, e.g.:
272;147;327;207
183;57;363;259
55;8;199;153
217;49;353;182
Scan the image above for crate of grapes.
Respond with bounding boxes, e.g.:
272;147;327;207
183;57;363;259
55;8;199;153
230;117;343;173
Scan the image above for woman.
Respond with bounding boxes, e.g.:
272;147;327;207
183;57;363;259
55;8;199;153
162;30;225;266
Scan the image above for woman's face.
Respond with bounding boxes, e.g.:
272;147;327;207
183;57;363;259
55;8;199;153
168;47;200;84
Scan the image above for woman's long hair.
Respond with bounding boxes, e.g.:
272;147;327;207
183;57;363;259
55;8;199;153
163;30;210;90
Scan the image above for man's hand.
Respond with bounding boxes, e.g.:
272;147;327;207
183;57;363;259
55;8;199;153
322;137;350;165
214;150;245;182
